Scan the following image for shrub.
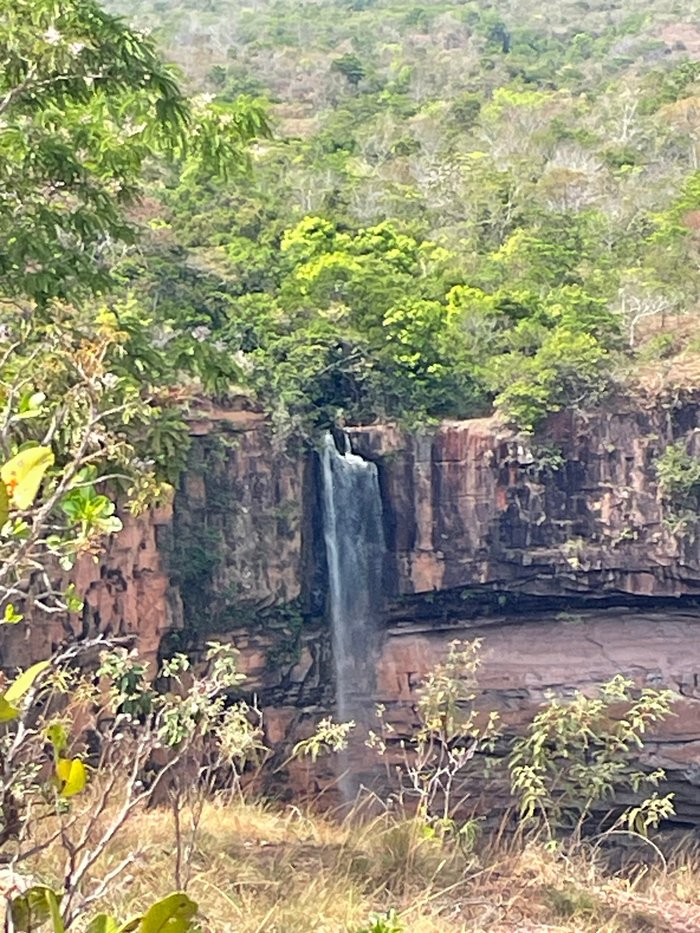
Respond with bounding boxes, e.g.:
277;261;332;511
509;674;676;841
0;640;262;929
656;441;700;527
368;639;499;849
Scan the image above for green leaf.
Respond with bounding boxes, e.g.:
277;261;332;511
140;893;198;933
47;888;65;933
2;602;23;625
86;915;120;933
46;722;69;756
64;583;84;613
4;660;50;704
0;696;19;722
10;886;63;932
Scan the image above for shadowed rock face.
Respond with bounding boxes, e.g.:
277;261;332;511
4;401;700;822
0;410;311;671
219;606;700;824
347;404;700;600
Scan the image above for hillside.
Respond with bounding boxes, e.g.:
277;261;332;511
96;0;700;436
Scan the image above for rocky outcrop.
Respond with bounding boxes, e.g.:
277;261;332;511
4;398;700;822
376;608;700;822
349;404;700;601
0;506;173;670
0;405;314;670
230;607;700;824
161;412;312;632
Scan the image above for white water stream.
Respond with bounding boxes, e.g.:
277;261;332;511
320;432;385;731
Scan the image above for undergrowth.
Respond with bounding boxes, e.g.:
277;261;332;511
21;797;700;933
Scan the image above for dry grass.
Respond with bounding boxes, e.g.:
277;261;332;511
16;794;700;932
625;312;700;395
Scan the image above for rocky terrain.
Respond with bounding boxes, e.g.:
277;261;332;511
5;396;700;820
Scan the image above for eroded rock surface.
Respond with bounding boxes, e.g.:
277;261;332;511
4;401;700;822
375;609;700;823
0;506;173;669
220;608;700;824
350;404;700;599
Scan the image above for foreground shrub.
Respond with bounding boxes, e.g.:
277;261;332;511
509;674;676;841
367;638;499;849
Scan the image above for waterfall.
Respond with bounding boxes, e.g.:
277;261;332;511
320;432;385;728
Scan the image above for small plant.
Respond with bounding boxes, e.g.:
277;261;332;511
368;639;499;848
292;717;356;764
354;909;404;933
509;674;676;841
285;716;356;796
8;888;198;933
555;611;585;625
531;442;566;475
545;883;603;921
656;441;700;528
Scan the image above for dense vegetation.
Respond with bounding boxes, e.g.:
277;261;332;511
94;0;700;434
0;0;272;617
3;2;700;931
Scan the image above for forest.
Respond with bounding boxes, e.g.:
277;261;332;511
102;0;700;442
3;0;700;930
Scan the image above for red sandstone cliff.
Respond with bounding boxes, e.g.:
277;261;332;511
4;401;700;821
349;405;700;600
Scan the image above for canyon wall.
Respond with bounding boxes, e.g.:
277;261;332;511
349;402;700;602
4;397;700;820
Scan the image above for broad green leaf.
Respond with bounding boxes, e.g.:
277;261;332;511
140;893;198;933
86;915;120;933
0;697;19;722
18;391;47;416
0;446;54;510
4;660;50;704
56;757;88;797
47;888;65;933
10;886;62;932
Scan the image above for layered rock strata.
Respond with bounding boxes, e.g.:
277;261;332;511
348;404;700;600
3;400;700;821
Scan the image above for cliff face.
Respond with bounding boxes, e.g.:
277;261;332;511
162;412;311;627
0;507;173;670
4;400;700;821
349;405;700;602
0;407;319;671
374;609;700;823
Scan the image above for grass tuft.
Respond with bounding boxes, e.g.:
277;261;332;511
19;796;700;931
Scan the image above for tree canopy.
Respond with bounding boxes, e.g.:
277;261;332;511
0;0;268;305
0;0;267;616
87;0;700;434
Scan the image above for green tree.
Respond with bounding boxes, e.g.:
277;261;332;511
0;0;265;612
331;53;366;88
492;328;610;432
0;0;268;305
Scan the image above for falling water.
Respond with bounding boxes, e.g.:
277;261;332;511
320;432;385;732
